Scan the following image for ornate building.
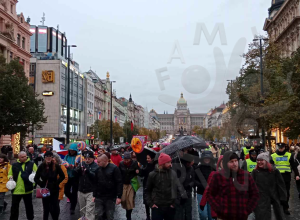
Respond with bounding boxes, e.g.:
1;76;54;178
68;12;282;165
263;0;300;57
152;93;205;136
0;0;32;149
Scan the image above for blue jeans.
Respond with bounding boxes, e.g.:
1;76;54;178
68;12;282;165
197;194;212;220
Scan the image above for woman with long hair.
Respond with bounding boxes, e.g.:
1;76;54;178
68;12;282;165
52;153;68;202
0;154;10;214
34;151;65;220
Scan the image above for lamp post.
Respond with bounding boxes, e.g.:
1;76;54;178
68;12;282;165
64;45;77;144
253;37;268;149
110;81;116;146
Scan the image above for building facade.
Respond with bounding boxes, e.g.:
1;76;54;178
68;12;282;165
0;0;32;147
153;93;205;136
263;0;300;57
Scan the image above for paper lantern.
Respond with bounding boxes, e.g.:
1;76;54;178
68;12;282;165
62;161;69;168
6;178;16;190
77;141;86;151
131;137;144;153
29;171;35;183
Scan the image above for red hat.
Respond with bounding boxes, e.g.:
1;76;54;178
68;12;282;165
158;153;172;165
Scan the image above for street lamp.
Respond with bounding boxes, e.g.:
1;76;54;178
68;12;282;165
64;45;77;144
253;37;268;150
110;81;116;146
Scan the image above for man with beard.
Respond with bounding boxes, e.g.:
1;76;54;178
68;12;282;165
145;153;187;220
207;151;259;220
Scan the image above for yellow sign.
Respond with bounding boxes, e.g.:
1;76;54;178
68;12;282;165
42;91;54;96
42;70;55;83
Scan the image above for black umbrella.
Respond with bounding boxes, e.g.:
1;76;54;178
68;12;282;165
136;147;157;166
154;136;207;160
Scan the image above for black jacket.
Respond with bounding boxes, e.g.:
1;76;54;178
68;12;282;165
34;163;65;195
182;165;195;198
194;163;216;195
74;161;98;193
139;162;155;188
119;160;139;184
93;163;123;199
27;152;40;165
145;167;187;207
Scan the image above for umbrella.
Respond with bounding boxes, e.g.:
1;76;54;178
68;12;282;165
136;147;157;166
154;136;207;160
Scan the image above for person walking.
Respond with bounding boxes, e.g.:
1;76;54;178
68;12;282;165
75;151;98;220
52;153;68;203
175;154;195;220
252;152;287;220
145;153;187;220
139;154;155;220
210;144;219;160
292;145;300;198
8;151;38;220
206;151;259;220
241;147;257;173
119;152;140;220
0;154;10;214
94;155;123;220
111;146;122;167
271;143;295;215
64;143;79;214
240;142;251;160
194;150;215;220
34;151;65;220
27;147;41;166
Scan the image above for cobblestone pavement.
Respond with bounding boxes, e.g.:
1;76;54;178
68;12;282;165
2;180;300;220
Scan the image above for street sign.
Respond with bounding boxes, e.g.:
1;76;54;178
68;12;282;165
230;135;235;142
120;137;124;143
214;138;218;142
223;137;226;142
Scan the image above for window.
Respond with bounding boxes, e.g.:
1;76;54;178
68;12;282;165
17;34;20;46
22;37;25;49
20;17;23;23
10;4;13;13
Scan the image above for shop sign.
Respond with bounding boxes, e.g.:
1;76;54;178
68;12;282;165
42;91;54;96
42;70;55;83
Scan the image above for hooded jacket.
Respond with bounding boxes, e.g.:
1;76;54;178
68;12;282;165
65;143;79;178
119;160;139;184
207;151;259;220
8;158;38;195
145;166;187;207
0;162;10;192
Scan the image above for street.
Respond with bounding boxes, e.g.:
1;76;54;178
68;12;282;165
2;179;300;220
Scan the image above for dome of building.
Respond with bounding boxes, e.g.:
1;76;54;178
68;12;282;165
177;93;187;104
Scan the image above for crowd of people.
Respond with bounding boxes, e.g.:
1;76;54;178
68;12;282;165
0;141;299;220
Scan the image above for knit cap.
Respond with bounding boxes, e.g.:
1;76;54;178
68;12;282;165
257;152;269;162
158;153;172;165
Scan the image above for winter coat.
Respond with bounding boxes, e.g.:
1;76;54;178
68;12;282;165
206;151;259;220
180;165;195;198
64;143;79;178
140;162;155;204
93;163;123;199
119;160;139;184
58;165;68;200
74;161;98;193
27;152;40;165
8;158;38;195
34;163;65;195
194;163;216;195
252;166;287;220
0;162;10;192
145;166;187;207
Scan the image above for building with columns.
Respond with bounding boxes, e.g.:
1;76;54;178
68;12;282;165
152;93;205;136
264;0;300;57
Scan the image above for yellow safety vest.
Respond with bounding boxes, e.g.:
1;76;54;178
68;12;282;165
206;145;212;150
271;152;291;173
246;158;257;173
243;147;250;156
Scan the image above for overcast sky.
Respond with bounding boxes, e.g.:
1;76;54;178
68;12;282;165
18;0;270;114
